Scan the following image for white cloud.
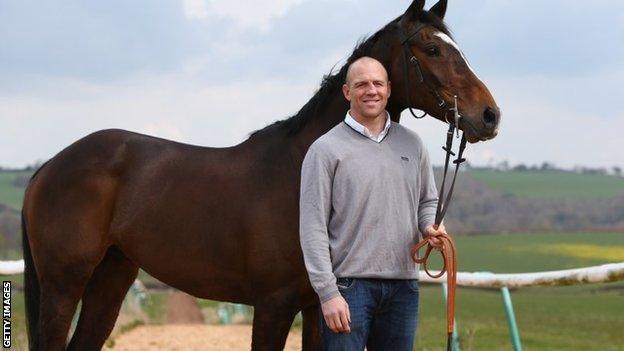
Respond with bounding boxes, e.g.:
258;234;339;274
0;68;313;168
3;60;623;170
186;0;305;31
183;0;209;20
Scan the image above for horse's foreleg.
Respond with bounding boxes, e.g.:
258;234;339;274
67;246;139;351
251;299;298;351
301;304;322;351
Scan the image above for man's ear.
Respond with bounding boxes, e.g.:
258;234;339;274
342;83;351;101
387;81;391;98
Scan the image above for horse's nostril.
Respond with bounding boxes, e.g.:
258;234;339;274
483;107;497;127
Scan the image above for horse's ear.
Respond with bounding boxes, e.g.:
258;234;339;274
430;0;448;20
403;0;426;22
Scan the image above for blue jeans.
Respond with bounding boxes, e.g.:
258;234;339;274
320;278;420;351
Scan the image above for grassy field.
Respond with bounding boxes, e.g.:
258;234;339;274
468;170;624;199
3;169;624;208
416;284;622;351
5;232;623;350
451;231;624;273
0;171;31;210
413;232;624;350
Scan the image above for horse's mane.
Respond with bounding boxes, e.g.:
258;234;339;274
248;11;450;139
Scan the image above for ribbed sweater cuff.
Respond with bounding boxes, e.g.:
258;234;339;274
419;215;436;234
318;285;340;303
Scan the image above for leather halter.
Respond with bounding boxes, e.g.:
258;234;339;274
397;22;448;119
396;21;481;136
398;20;466;351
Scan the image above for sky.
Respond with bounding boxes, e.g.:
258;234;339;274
1;0;623;169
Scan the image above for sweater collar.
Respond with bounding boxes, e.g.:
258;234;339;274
344;111;391;143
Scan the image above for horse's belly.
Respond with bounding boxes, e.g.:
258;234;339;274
114;219;252;304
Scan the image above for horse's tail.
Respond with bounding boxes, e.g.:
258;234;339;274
22;160;53;349
22;208;40;350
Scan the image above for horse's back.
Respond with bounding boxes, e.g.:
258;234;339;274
22;129;212;260
25;127;220;192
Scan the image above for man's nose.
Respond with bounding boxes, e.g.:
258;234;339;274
365;82;377;94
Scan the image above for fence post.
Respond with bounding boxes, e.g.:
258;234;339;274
500;287;522;351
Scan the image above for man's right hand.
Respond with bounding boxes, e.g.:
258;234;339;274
321;295;351;333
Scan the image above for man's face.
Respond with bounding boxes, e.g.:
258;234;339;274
342;58;391;120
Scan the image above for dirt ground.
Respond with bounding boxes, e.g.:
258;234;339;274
107;325;302;351
107;291;301;350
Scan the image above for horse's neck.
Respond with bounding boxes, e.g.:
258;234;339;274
292;91;349;160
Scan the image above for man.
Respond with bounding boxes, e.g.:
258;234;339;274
299;56;447;350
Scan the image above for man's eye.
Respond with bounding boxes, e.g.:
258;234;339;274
425;46;440;57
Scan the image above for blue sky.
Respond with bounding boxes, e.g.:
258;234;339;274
1;0;623;169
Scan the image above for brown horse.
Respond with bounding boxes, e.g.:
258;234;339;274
21;0;500;350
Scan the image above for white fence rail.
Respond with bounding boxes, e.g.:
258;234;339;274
419;262;624;288
3;259;624;287
0;260;25;275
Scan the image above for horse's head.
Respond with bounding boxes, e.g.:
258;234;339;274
383;0;500;143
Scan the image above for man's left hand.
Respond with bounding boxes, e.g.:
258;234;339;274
423;223;448;238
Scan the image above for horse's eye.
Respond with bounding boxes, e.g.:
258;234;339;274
425;46;440;57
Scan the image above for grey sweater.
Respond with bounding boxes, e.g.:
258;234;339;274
299;121;439;302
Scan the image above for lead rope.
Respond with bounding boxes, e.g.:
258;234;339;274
410;114;467;351
410;229;457;351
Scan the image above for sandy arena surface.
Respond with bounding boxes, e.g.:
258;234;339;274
107;325;302;351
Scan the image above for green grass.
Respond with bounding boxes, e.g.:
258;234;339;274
416;284;623;351
452;232;624;273
414;232;624;350
0;171;30;210
468;170;624;199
